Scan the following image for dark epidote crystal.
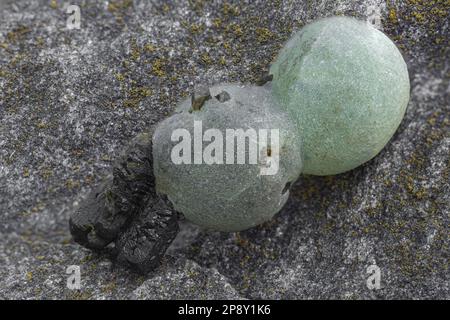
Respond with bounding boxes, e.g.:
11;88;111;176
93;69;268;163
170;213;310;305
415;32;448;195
115;195;180;274
69;130;179;273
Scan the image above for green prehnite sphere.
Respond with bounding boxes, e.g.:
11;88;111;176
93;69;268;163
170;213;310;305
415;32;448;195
270;16;410;175
153;83;303;232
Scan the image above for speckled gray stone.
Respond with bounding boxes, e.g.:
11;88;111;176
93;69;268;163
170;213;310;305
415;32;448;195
0;0;448;300
270;16;410;175
153;83;303;231
131;259;245;300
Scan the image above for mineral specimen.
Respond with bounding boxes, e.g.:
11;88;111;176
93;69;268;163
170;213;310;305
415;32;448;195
152;83;303;232
70;132;156;249
115;195;180;274
70;130;180;273
270;16;410;175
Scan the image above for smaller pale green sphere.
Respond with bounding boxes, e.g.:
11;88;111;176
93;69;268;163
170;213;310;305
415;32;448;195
153;83;303;232
270;16;410;175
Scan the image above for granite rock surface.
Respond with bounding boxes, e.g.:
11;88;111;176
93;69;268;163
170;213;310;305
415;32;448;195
0;0;448;299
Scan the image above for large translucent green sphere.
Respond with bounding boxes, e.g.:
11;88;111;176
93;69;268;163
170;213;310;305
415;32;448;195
153;84;303;232
270;16;410;175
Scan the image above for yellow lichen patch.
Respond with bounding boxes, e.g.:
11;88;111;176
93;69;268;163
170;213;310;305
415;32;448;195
256;27;274;43
23;168;30;178
36;121;48;129
144;43;156;53
219;56;227;66
124;86;152;108
115;72;125;81
0;68;9;78
384;0;450;54
107;0;133;24
102;281;117;294
213;18;222;28
230;24;244;37
161;4;170;14
50;0;58;9
201;52;212;65
100;154;111;162
10;53;27;66
66;179;80;190
412;11;425;23
222;2;240;16
427;112;439;126
130;39;141;61
6;26;31;43
223;41;232;52
107;0;133;12
40;168;53;180
21;202;46;217
190;23;203;34
131;86;152;98
389;8;398;23
67;290;93;300
430;7;448;17
151;58;166;77
36;37;45;47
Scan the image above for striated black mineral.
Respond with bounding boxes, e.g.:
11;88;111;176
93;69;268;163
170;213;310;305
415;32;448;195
69;130;180;273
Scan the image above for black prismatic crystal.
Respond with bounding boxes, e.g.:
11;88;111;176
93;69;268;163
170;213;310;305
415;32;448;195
115;195;179;274
69;129;180;273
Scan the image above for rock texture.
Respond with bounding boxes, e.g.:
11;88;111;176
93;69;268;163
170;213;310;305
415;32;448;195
0;0;448;299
